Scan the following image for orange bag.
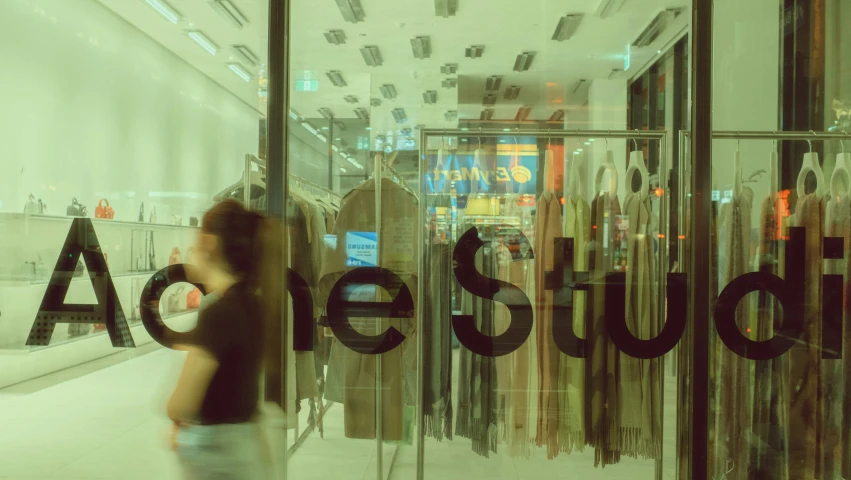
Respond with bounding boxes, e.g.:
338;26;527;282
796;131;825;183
94;199;114;219
186;288;201;309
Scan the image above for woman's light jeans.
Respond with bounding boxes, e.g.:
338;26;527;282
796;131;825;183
177;422;272;480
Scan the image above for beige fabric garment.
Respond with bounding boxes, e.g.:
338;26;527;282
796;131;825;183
317;178;419;441
510;257;535;457
534;191;563;459
558;195;589;453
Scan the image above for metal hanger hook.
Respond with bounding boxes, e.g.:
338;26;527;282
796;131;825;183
808;130;816;152
632;129;640;151
737;132;740;152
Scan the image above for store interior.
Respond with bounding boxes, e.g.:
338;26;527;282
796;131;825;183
3;0;851;478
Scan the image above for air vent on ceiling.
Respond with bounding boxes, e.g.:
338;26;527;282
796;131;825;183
552;14;583;41
596;0;627;19
354;107;369;120
423;90;437;104
465;45;484;59
434;0;457;17
232;45;259;66
572;79;587;94
549;110;565;122
480;109;494;121
324;29;346;45
380;84;397;99
444;110;458;121
504;85;521;100
370;98;382;107
210;0;248;29
441;63;458;75
326;70;347;87
344;95;359;104
442;78;458;89
334;0;365;23
411;36;432;59
633;8;683;47
515;105;532;121
514;51;536;72
485;76;503;91
359;45;382;66
483;94;497;106
318;108;334;119
392;108;407;124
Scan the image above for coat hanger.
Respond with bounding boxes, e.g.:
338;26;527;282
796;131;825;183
732;135;743;197
626;134;649;199
213;169;266;201
769;137;779;194
594;135;619;196
796;131;826;196
830;136;851;198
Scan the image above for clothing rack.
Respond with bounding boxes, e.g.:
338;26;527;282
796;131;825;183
290;175;342;202
418;128;670;480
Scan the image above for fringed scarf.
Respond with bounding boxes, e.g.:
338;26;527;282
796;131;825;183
587;191;622;467
422;241;453;441
534;191;564;459
831;195;851;479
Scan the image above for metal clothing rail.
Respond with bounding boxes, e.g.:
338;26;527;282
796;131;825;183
417;128;671;480
682;130;851;140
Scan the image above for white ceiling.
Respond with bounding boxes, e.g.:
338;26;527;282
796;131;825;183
95;0;690;145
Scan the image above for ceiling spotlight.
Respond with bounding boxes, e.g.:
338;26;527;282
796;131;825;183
359;45;382;66
596;0;627;19
210;0;248;29
633;8;683;47
334;0;365;23
227;63;251;82
444;110;458;121
391;108;407;124
326;70;347;87
485;75;503;91
434;0;458;17
318;108;334;119
144;0;181;24
552;14;583;41
442;78;458;88
185;30;218;55
344;95;359;104
465;45;485;58
379;84;397;99
324;29;347;45
515;105;532;121
483;94;497;106
513;51;536;71
231;45;259;66
480;109;494;121
423;90;437;104
411;36;432;59
354;108;370;120
504;85;521;100
370;98;382;107
549;110;565;122
572;79;587;94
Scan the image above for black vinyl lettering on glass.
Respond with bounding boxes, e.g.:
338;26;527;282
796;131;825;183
27;218;135;347
326;267;412;355
822;236;845;359
547;237;589;358
139;264;206;348
451;226;533;357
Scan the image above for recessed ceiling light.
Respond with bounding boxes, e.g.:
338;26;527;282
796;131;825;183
144;0;181;24
186;30;218;55
442;78;457;89
485;75;503;91
483;94;497;106
423;90;437;104
324;29;347;45
411;36;432;59
370;98;382;107
334;121;347;131
504;85;521;100
434;0;458;17
479;109;493;121
334;0;365;23
515;105;532;121
572;79;587;93
344;95;359;104
227;63;251;82
552;14;583;41
549;110;565;122
209;0;248;29
354;108;370;120
318;108;334;119
340;167;347;173
596;0;627;19
465;45;484;58
392;108;407;124
444;110;458;121
289;109;300;120
326;70;347;87
513;51;536;71
633;8;683;47
441;63;458;74
359;45;382;66
302;122;319;135
231;45;259;66
380;84;397;99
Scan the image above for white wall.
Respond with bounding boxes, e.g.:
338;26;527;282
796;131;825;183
0;0;260;221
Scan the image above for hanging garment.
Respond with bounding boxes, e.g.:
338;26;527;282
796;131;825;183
534;191;563;459
830;196;851;479
750;193;789;480
586;191;622;467
422;241;453;441
317;177;419;441
787;193;824;479
619;192;662;460
558;195;590;454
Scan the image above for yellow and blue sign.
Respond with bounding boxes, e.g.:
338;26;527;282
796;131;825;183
425;136;538;195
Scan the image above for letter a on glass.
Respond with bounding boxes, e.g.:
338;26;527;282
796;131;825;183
27;218;134;347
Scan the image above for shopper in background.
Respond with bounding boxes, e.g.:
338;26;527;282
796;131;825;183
166;199;281;480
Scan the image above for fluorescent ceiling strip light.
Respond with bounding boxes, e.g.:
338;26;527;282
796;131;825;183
444;110;458;121
227;63;251;82
370;98;382;107
326;70;347;87
289;109;300;120
318;108;334;119
210;0;248;29
340;167;347;173
423;91;437;104
465;45;484;58
186;30;218;55
324;29;347;45
633;8;683;47
572;79;587;94
504;85;521;100
231;45;259;66
316;134;328;143
549;110;565;122
334;121;347;131
392;108;407;124
332;145;340;152
552;14;583;41
145;0;181;24
608;68;622;79
483;94;497;106
441;63;458;74
596;0;627;19
442;78;457;89
380;84;397;99
485;75;502;91
354;108;370;120
302;122;319;135
515;105;532;121
434;0;458;17
480;109;494;121
334;0;365;22
344;95;359;104
513;51;536;71
411;36;432;59
359;45;382;66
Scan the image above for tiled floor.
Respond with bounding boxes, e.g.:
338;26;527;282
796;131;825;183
0;347;680;480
